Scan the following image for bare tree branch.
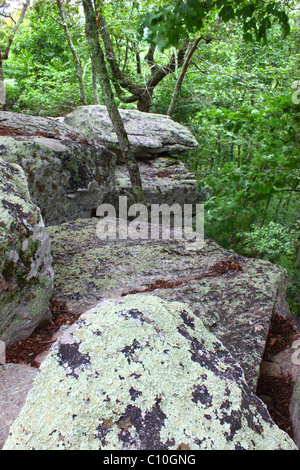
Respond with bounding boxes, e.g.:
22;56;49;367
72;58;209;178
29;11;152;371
2;0;31;60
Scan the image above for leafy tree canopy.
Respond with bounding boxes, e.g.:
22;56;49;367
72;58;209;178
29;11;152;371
142;0;291;48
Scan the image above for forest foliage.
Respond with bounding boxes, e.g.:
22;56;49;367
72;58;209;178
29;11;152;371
0;0;299;314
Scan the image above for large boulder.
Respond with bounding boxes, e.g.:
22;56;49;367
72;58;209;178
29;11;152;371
0;111;116;225
103;156;207;209
47;218;291;392
3;296;296;451
0;158;54;345
64;105;198;159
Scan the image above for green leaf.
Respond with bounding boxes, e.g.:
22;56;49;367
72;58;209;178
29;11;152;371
219;5;235;22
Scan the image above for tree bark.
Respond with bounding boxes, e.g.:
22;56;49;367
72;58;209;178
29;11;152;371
167;37;201;117
82;0;144;204
91;57;100;104
56;0;87;105
0;49;6;110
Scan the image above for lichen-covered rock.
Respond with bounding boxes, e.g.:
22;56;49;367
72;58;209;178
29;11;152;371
0;158;54;345
64;105;198;158
47;218;291;392
290;372;300;449
103;156;208;209
0;111;116;225
3;296;296;450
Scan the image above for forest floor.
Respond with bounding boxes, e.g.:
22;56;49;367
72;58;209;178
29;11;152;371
6;298;299;443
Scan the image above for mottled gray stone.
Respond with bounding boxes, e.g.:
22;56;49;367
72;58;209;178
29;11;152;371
47;218;291;392
64;105;198;158
0;364;38;449
290;372;300;449
0;158;53;346
0;111;116;225
103;156;208;209
3;296;296;450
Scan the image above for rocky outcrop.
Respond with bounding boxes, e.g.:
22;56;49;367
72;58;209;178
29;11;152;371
0;364;39;449
103;156;208;209
61;106;204;211
0;111;116;225
3;295;296;450
64;105;198;159
47;218;290;392
1;108;297;450
0;158;54;346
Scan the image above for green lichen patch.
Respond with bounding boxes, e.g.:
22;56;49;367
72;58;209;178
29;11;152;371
3;295;296;450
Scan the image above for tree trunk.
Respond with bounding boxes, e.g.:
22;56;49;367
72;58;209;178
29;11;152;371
137;88;154;113
91;58;100;104
0;0;30;111
82;0;144;204
2;0;31;60
56;0;87;105
167;37;201;117
0;49;6;110
98;11;191;113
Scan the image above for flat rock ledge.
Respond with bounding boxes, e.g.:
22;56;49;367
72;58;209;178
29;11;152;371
64;105;198;158
47;218;291;393
103;156;206;209
3;296;296;450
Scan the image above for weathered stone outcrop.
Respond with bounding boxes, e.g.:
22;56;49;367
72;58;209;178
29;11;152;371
64;105;198;158
47;218;290;392
0;158;53;345
103;156;208;209
0;111;116;225
3;295;296;450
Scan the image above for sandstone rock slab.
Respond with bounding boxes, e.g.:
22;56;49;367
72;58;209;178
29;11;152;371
64;105;198;158
103;156;207;209
0;158;53;346
0;364;39;449
3;296;296;450
47;218;291;391
0;111;116;225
